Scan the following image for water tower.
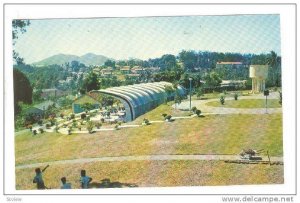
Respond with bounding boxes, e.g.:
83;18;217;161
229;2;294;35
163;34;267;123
249;65;269;93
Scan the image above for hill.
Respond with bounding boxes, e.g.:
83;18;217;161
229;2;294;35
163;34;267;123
32;53;111;66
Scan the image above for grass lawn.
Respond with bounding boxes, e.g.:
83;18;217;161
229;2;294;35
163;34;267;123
206;99;281;108
15;113;282;166
131;103;192;124
15;160;283;190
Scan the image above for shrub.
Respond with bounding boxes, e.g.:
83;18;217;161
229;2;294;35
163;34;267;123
50;119;55;126
37;120;43;126
55;126;59;133
220;96;225;105
162;113;167;118
45;123;51;129
115;124;120;130
60;113;64;118
165;115;172;121
32;130;37;136
191;106;197;113
95;122;102;129
72;122;77;128
27;125;33;131
67;127;72;135
70;114;75;119
195;109;202;117
118;121;122;126
234;93;238;100
87;121;94;134
279;91;282;105
80;113;86;120
143;118;150;125
38;128;44;134
101;118;105;123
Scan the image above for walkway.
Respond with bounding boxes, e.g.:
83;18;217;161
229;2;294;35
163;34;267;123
15;154;283;169
173;92;282;115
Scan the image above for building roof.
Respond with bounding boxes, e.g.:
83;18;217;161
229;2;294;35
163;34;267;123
217;62;243;65
34;100;55;111
120;67;131;71
90;81;186;121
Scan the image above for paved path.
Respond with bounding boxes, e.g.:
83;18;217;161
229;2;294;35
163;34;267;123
173;92;282;114
15;154;283;169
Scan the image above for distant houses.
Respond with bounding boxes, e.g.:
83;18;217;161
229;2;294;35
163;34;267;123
120;66;131;74
40;88;67;99
216;62;245;69
24;100;55;118
101;67;113;77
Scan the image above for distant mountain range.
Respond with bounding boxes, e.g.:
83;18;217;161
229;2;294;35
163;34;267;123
32;53;112;66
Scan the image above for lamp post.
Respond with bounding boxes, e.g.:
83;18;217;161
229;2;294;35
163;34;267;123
264;89;269;114
189;77;193;111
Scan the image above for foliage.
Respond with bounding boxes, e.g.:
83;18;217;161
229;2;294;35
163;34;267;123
80;102;94;113
179;50;197;72
220;96;225;105
162;113;167;118
279;91;282;105
81;113;87;120
234;93;238;100
70;114;75;119
205;72;222;90
80;72;100;93
12;19;30;64
32;130;37;136
174;90;183;106
38;128;44;134
86;121;94;134
104;59;116;69
165;115;172;121
13;69;33;115
191;106;197;113
95;122;102;129
196;88;204;99
143;118;150;125
195;109;202;117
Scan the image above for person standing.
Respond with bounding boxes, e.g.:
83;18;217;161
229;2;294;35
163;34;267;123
33;165;49;189
80;170;92;189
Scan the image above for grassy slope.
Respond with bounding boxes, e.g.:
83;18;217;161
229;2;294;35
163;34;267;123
15;113;283;165
15;160;284;190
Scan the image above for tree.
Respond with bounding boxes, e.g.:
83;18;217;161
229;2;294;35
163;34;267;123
164;85;175;102
13;69;33;115
266;51;281;87
205;72;222;91
80;102;94;113
87;121;94;134
179;50;197;72
196;88;204;99
12;20;30;64
174;90;183;109
161;54;176;71
104;60;116;69
80;72;100;93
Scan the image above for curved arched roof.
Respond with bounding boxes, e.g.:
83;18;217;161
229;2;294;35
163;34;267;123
91;81;186;121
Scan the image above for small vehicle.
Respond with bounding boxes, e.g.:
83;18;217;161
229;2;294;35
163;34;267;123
239;149;263;160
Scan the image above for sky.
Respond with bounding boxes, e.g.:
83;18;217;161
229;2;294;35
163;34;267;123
14;14;281;64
